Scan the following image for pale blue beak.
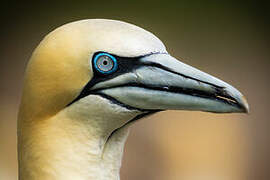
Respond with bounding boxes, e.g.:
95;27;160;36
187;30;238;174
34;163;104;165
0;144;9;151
92;53;249;113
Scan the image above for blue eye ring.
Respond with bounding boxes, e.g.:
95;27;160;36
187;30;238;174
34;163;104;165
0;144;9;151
93;52;118;74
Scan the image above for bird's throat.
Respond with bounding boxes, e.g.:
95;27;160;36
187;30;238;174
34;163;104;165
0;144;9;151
18;110;133;180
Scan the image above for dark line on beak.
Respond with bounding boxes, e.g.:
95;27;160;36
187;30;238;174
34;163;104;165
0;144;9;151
93;83;241;109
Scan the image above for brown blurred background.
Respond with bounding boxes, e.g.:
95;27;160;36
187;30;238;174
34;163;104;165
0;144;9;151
0;0;269;180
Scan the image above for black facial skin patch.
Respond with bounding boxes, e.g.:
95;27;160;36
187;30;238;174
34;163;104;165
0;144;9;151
67;52;242;111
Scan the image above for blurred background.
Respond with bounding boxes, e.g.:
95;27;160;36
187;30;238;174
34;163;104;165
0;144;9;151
0;0;269;180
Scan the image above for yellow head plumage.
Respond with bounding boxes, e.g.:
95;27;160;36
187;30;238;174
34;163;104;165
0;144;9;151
18;19;248;180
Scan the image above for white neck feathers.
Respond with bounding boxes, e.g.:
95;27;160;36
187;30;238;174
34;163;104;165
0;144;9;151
18;96;141;180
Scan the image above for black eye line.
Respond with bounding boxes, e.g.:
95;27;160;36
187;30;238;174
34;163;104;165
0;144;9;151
67;52;146;107
67;51;168;107
92;51;144;76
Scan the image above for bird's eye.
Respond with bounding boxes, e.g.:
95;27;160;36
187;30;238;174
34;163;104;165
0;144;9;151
93;53;118;74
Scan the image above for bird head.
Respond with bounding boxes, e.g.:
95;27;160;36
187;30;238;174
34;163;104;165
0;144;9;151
19;19;249;137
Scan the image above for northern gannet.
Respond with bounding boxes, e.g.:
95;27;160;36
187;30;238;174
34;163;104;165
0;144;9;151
18;19;249;180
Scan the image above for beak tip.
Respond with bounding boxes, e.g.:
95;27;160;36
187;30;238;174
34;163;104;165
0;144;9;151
239;95;250;114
